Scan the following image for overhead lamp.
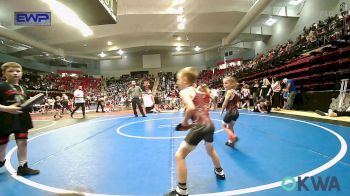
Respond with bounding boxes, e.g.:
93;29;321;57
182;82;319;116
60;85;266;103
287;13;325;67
265;17;277;26
194;46;200;52
176;46;182;51
99;52;106;57
42;0;93;37
107;41;112;46
177;6;184;14
118;49;124;55
176;36;182;41
289;0;303;5
177;22;185;30
177;15;185;23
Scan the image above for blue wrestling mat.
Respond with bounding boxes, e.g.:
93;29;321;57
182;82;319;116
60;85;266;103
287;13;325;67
1;111;349;196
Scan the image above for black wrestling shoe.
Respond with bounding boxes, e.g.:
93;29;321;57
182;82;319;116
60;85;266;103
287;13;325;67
17;163;40;176
225;141;235;148
0;159;5;168
135;114;138;117
226;137;240;147
214;168;226;180
164;190;188;196
142;115;147;117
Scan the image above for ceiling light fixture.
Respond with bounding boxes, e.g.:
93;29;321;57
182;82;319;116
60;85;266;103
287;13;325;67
176;46;182;51
289;0;303;5
194;46;200;52
177;15;185;23
107;41;112;46
176;36;182;41
99;52;106;57
177;6;184;14
177;22;185;30
265;17;277;26
42;0;93;37
118;49;124;55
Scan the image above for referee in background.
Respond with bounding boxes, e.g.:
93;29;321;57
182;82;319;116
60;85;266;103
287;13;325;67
127;81;146;117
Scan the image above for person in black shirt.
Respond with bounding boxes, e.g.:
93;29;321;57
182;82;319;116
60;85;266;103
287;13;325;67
0;62;39;176
53;96;63;119
96;96;105;112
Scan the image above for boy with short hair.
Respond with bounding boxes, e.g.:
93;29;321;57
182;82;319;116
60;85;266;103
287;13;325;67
165;67;225;196
0;62;39;176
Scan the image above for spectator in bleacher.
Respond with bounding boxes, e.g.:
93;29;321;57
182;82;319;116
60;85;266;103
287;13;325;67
143;89;155;113
71;85;86;118
153;92;161;112
96;96;105;113
308;26;319;49
259;78;271;100
210;87;219;111
282;78;297;110
252;79;260;107
53;96;63;119
61;93;71;114
271;78;282;111
241;84;251;109
85;95;91;110
48;97;55;112
127;81;146;117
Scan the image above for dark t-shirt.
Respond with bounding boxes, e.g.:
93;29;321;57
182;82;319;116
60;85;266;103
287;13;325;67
54;100;62;109
0;82;33;133
261;84;271;98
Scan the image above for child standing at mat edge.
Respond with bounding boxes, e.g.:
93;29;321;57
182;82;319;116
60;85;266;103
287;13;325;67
0;62;39;176
165;67;225;196
220;76;240;148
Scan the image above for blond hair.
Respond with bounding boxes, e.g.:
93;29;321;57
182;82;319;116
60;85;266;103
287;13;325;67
262;78;270;86
1;62;22;73
223;76;238;89
177;67;199;84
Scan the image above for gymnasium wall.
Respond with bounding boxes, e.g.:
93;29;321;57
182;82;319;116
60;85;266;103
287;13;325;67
0;53;50;71
100;51;216;77
0;53;100;75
